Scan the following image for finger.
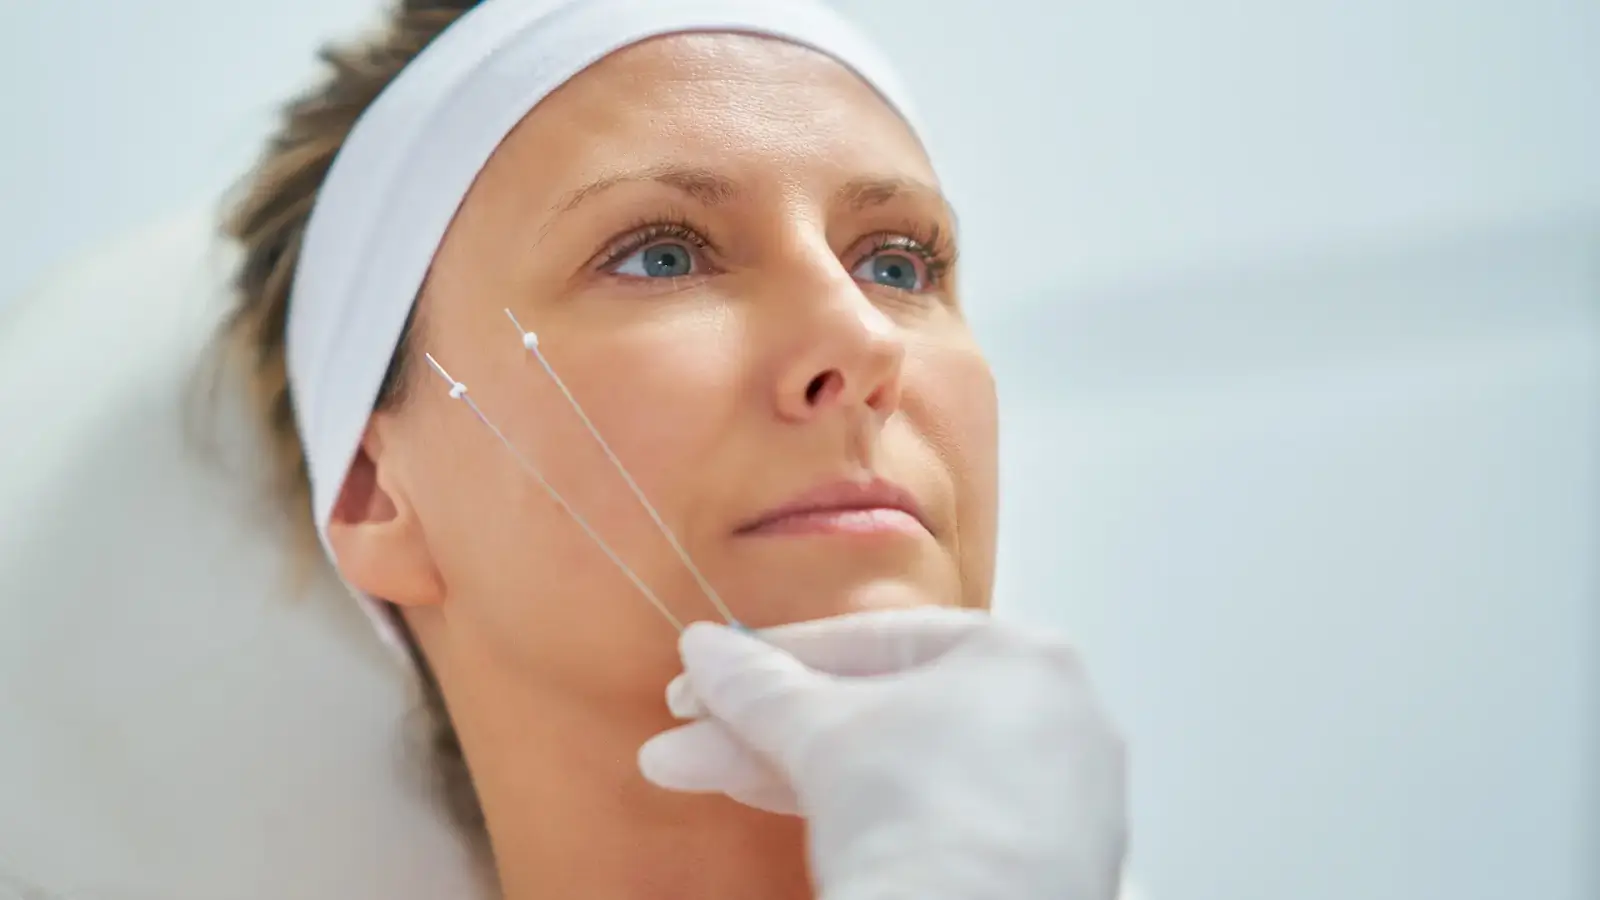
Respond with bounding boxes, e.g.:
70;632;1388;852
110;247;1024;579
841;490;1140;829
637;719;801;815
639;719;773;794
725;776;800;816
666;672;706;720
633;714;800;813
754;607;992;676
677;622;824;758
667;610;993;720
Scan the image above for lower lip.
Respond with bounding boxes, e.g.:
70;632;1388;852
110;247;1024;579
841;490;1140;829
743;508;927;537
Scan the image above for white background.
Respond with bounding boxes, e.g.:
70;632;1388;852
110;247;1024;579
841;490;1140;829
2;2;1596;899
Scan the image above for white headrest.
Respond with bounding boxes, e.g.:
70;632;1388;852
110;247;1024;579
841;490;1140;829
0;209;486;899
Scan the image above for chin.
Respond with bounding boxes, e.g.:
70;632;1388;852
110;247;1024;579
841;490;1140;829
712;541;967;628
736;576;961;629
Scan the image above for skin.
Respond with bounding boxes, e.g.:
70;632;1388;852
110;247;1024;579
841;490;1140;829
326;33;998;900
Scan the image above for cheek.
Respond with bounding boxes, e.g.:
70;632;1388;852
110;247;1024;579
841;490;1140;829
906;345;1000;606
542;326;743;528
399;325;741;664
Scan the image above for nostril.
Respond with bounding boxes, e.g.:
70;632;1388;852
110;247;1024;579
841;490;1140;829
805;370;841;406
805;373;827;404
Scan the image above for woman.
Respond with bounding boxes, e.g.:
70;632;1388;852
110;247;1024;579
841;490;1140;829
222;0;1125;897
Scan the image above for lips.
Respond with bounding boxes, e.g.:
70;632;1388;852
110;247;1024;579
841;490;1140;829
736;477;931;536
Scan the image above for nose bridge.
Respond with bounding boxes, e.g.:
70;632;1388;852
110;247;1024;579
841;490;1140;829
820;264;897;350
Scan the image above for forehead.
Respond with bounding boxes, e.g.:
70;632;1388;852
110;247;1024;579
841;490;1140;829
481;32;935;204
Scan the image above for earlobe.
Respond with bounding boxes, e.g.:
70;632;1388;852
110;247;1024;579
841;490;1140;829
325;431;444;608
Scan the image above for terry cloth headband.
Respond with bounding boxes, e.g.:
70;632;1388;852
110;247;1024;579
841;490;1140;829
285;0;924;650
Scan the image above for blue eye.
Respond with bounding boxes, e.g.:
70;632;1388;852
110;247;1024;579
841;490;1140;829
852;251;924;292
614;241;696;278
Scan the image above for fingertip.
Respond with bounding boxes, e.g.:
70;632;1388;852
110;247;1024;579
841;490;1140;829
636;735;663;777
636;734;680;789
678;619;763;665
665;673;706;719
637;719;771;794
678;620;724;650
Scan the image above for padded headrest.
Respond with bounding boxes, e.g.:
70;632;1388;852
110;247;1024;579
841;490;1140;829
0;209;487;899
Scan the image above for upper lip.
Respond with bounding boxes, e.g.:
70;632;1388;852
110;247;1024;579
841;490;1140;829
737;477;930;534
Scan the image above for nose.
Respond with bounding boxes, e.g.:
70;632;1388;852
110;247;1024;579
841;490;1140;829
774;273;907;424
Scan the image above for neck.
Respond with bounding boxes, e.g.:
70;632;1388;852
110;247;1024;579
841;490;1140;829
429;627;812;900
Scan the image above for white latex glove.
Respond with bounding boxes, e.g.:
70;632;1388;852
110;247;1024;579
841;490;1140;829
638;608;1128;900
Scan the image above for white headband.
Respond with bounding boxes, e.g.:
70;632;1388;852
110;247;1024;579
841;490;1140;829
284;0;923;647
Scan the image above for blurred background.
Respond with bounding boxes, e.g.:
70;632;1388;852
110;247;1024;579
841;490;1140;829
2;2;1596;899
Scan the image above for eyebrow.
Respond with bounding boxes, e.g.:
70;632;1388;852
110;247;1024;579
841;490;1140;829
552;164;955;224
555;164;741;212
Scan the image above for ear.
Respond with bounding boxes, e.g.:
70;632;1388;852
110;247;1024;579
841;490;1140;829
324;424;443;608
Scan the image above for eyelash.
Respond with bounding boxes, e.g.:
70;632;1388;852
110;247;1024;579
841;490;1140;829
596;217;957;290
857;224;957;290
597;217;716;272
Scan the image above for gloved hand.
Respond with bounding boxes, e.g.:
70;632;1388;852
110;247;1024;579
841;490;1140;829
638;608;1128;900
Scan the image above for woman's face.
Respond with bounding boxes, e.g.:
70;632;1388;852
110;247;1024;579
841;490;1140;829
332;33;997;700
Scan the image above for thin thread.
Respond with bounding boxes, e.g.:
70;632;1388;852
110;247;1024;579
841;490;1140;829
423;353;684;632
504;308;738;625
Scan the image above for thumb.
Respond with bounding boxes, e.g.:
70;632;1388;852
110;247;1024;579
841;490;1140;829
678;622;825;760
